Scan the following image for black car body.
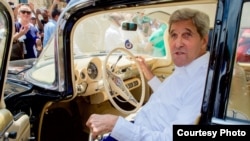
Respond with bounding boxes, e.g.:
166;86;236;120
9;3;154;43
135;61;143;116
0;0;250;141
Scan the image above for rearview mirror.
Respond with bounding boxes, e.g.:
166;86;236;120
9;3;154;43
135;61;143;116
122;22;137;31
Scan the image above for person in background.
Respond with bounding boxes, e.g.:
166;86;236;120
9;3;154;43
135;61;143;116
8;1;18;22
30;13;43;57
43;7;61;47
104;13;125;51
86;8;210;141
148;23;168;57
30;13;38;30
35;7;49;43
8;1;15;11
13;4;41;59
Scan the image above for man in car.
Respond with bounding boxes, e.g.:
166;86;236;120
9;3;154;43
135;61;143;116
86;8;210;141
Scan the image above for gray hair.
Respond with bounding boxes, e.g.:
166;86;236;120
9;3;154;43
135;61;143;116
168;8;210;38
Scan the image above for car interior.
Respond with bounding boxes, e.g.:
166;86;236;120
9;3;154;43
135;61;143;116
1;0;250;141
30;1;219;140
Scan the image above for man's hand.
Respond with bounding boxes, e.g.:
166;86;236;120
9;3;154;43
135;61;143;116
136;56;154;80
36;8;41;15
86;114;118;139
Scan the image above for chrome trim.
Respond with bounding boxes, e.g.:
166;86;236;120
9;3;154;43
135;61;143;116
211;117;250;125
56;0;93;92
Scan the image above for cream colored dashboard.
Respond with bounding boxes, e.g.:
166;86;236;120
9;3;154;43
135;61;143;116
74;55;155;97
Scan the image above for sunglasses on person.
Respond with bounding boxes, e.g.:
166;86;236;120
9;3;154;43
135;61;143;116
20;10;31;15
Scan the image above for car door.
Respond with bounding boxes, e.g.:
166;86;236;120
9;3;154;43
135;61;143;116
0;1;31;141
200;0;250;125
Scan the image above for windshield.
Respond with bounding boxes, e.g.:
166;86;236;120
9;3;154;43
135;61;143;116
72;12;168;57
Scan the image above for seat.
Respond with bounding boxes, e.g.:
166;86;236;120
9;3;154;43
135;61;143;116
0;109;31;140
227;63;250;120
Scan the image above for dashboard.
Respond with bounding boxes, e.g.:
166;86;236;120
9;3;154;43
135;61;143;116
73;55;154;97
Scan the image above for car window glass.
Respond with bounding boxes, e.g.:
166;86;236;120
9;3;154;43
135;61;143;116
0;12;7;67
30;37;55;84
73;11;169;58
227;2;250;121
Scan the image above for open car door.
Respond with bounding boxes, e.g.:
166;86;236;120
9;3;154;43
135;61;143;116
0;1;31;141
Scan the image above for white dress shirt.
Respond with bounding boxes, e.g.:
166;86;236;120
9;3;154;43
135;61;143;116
110;52;210;141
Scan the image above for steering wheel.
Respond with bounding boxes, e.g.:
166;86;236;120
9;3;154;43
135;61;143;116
102;47;146;114
89;132;114;141
88;133;102;141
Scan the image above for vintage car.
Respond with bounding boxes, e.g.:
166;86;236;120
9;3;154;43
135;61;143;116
0;0;250;141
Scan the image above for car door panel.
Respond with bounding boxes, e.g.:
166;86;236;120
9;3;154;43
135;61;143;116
0;1;31;141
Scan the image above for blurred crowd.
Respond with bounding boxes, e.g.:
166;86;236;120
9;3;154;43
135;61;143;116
7;0;69;60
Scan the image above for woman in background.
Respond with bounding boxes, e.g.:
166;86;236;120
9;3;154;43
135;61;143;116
13;4;41;59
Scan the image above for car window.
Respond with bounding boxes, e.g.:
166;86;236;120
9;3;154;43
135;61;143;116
0;12;7;67
227;2;250;121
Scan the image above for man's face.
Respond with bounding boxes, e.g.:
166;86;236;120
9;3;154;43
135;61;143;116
168;19;208;67
30;17;36;25
42;10;49;22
